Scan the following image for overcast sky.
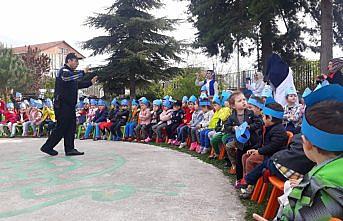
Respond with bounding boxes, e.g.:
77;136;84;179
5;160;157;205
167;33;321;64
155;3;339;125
0;0;340;73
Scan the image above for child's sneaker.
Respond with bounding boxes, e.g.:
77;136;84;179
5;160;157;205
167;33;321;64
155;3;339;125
174;141;181;146
189;142;197;151
179;142;187;149
228;166;236;175
144;137;152;143
201;148;209;154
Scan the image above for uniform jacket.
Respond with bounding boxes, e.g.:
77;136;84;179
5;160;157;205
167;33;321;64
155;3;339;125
138;108;151;125
93;108;108;123
257;123;288;157
54;65;92;108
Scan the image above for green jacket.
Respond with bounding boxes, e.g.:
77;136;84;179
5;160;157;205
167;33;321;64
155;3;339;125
281;155;343;221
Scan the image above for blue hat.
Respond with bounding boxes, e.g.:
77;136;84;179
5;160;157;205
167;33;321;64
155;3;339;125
23;100;30;107
182;96;188;103
76;102;84;109
261;86;273;98
162;100;172;108
111;98;119;106
302;84;343;151
199;98;211;106
29;98;35;107
132;99;139;106
90;99;97;106
121;99;129;106
188;95;197;104
153;99;162;106
35;100;43;109
302;87;312;98
44;98;53;108
264;97;276;106
248;97;264;109
212;94;221;105
139;97;149;105
262;105;284;119
6;102;14;109
98;99;106;106
199;93;208;100
15;92;22;98
285;87;297;96
201;85;207;92
235;122;251;144
163;95;170;100
83;98;90;104
20;102;27;109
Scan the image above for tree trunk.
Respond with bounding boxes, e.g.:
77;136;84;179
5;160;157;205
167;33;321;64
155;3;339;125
260;19;273;78
129;74;136;99
320;0;333;74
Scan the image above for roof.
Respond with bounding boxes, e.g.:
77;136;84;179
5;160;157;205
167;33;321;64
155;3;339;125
12;40;85;59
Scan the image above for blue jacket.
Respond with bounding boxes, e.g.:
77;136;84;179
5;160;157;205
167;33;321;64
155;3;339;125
93;108;108;123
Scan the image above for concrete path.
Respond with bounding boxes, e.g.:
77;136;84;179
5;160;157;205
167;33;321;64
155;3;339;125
0;138;245;221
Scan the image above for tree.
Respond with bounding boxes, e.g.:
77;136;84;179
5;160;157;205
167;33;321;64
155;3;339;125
303;0;343;73
20;46;51;94
84;0;183;98
0;44;28;98
187;0;307;73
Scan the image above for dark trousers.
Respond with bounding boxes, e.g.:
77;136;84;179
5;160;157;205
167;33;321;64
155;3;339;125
166;123;179;139
41;105;76;153
39;120;56;136
110;121;124;138
245;159;287;185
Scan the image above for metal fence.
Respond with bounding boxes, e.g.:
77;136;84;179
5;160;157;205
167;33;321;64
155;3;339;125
221;61;320;92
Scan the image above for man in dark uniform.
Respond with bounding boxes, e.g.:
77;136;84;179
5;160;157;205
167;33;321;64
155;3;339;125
40;53;97;156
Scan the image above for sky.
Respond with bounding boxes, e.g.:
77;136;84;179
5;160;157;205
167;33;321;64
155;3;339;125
0;0;341;73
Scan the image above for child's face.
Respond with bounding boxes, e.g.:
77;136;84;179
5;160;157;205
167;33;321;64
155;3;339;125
248;104;262;116
98;105;105;111
132;105;138;110
201;105;208;112
84;104;90;109
162;105;169;111
213;103;221;111
301;135;316;163
188;103;194;109
262;114;273;127
194;103;199;110
182;102;187;108
287;94;297;104
233;94;247;111
121;105;128;110
153;105;159;112
140;103;147;110
173;105;181;111
8;107;14;111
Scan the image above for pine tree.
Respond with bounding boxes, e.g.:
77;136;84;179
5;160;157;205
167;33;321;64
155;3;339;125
0;44;28;98
84;0;183;98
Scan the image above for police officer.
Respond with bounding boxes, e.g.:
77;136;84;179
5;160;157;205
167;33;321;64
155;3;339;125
40;53;98;156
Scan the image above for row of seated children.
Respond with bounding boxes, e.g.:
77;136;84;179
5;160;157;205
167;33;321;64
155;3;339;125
0;98;56;137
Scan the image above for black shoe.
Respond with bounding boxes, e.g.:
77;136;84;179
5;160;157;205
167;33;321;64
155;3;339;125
40;147;58;156
65;149;84;156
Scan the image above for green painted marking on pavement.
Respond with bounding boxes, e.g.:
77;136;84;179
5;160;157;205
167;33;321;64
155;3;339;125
0;152;185;219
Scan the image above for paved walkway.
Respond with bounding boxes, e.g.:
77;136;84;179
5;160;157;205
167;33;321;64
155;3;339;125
0;138;245;221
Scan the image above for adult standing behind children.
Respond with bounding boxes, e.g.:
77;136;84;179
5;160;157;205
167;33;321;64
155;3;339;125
195;70;219;98
40;53;98;156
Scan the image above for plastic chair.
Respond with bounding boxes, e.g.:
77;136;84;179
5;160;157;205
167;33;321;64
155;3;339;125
251;131;294;203
263;176;285;219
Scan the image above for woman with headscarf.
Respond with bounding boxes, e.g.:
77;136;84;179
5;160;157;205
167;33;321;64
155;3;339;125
248;71;265;97
326;57;343;86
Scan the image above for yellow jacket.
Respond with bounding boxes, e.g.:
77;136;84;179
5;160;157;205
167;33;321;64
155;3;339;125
41;107;56;122
208;107;231;129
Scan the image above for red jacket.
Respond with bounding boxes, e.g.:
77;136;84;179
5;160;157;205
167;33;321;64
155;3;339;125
1;110;19;124
183;107;194;124
18;112;29;123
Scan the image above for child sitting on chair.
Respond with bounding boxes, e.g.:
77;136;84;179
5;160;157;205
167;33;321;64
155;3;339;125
135;97;151;142
144;99;163;143
166;100;184;144
0;103;19;137
109;99;129;141
152;99;173;143
283;87;302;134
253;84;343;221
124;99;140;141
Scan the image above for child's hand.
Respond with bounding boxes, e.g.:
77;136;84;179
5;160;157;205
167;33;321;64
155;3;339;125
196;125;201;129
247;149;258;155
233;126;238;131
289;178;301;188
